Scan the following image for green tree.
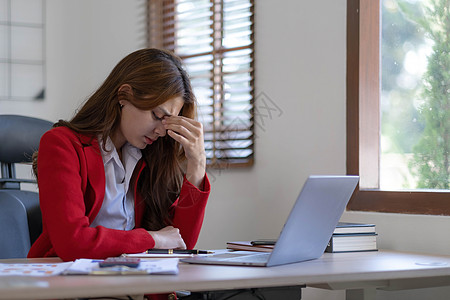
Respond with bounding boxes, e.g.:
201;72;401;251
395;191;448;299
381;0;425;156
405;0;450;189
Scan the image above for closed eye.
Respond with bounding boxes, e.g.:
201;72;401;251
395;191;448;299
152;111;163;121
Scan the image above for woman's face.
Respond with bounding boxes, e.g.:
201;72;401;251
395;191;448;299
116;95;184;150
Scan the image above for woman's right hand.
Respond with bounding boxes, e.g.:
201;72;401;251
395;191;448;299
148;226;187;249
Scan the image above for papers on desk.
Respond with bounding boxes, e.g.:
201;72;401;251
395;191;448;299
0;262;73;276
0;258;179;277
66;258;179;275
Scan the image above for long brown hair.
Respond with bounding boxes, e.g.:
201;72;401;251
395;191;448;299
34;48;196;231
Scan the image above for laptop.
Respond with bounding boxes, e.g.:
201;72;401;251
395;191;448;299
182;175;359;267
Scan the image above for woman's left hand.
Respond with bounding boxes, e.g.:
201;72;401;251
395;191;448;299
163;116;206;189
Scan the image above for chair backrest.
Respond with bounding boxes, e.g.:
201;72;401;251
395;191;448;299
0;115;53;258
0;193;31;258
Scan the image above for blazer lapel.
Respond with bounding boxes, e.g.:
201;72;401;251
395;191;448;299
80;135;105;222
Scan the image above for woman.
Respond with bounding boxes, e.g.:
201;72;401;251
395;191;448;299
28;48;210;263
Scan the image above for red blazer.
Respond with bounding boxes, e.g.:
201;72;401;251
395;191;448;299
28;126;210;262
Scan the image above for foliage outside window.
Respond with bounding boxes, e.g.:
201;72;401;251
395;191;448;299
147;0;255;169
346;0;449;215
380;0;449;190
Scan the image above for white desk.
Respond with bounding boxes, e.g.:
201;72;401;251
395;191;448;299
1;250;450;300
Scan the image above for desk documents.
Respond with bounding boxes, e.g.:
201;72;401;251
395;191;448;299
0;262;72;276
0;258;179;276
67;258;179;275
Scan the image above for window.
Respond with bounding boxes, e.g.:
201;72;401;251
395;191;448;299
147;0;255;169
0;0;46;100
380;0;449;191
346;0;449;215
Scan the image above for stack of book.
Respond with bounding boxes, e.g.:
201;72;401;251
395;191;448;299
325;222;378;253
226;222;378;254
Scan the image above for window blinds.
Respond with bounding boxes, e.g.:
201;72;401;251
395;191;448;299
148;0;255;168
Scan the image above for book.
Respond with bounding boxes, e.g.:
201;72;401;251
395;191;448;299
227;241;274;253
325;233;378;253
333;222;376;235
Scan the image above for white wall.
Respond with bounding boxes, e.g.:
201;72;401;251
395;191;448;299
198;0;348;247
0;0;147;122
2;1;450;299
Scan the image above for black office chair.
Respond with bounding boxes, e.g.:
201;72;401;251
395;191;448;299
0;115;53;258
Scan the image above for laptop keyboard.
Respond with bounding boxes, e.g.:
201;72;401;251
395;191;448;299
203;252;270;263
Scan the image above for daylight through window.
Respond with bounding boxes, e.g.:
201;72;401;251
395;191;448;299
380;0;449;191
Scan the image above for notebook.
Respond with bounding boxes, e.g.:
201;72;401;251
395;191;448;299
182;175;359;267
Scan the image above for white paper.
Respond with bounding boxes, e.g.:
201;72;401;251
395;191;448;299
65;258;179;275
0;262;73;276
0;258;179;276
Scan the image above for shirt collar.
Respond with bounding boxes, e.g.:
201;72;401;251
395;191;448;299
99;136;142;166
99;136;116;165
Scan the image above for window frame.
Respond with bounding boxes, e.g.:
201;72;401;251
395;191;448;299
346;0;450;215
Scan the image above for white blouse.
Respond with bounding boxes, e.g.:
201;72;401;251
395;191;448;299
90;137;142;230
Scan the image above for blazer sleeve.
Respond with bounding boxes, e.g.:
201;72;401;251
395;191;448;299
170;175;211;249
37;129;155;261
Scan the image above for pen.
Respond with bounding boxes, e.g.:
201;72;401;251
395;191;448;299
146;249;214;255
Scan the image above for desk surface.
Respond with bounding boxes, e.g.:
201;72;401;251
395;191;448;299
1;250;450;300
